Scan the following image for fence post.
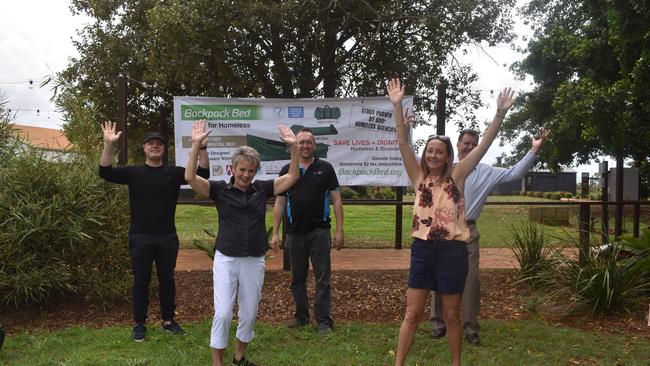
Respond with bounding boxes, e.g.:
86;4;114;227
600;163;609;244
117;74;128;165
579;202;591;265
282;216;290;271
436;81;447;135
633;201;640;238
614;154;624;238
160;108;169;166
395;187;403;249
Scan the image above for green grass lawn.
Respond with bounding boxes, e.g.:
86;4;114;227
176;196;649;249
2;320;648;365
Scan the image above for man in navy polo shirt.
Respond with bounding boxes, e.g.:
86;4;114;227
271;128;344;335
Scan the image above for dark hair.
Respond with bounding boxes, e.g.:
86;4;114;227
458;129;479;143
420;137;454;181
297;128;315;143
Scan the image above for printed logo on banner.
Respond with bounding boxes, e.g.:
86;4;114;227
314;105;341;120
273;107;283;118
180;105;259;121
288;106;304;118
226;165;233;175
212;165;224;175
350;105;397;133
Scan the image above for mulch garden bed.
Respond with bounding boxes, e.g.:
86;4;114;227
1;270;648;338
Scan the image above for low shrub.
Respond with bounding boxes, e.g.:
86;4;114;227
540;241;650;314
369;186;396;200
0;122;131;307
507;221;556;287
340;186;359;199
543;192;553;199
551;192;562;200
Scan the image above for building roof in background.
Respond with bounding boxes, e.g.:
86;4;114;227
530;168;577;174
11;124;71;151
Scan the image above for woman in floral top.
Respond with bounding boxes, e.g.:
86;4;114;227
387;78;515;366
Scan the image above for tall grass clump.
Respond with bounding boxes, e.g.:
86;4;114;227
507;221;555;287
540;240;650;314
0;119;131;307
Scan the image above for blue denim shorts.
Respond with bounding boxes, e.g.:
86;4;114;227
407;238;469;294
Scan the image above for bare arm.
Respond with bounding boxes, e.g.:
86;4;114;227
387;78;421;189
185;120;211;197
100;121;121;167
198;145;209;170
453;88;516;184
331;190;344;250
273;126;299;195
270;195;287;253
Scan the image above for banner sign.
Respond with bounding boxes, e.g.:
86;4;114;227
173;96;413;186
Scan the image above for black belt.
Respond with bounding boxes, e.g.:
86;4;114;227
466;220;476;226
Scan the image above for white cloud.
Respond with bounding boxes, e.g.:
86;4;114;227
0;0;607;177
0;0;89;128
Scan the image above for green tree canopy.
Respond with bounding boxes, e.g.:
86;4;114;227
503;0;650;175
55;0;516;159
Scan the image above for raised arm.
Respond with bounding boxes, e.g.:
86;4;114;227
387;78;420;189
453;88;516;183
185;120;211;197
499;129;550;183
197;137;210;170
273;126;299;195
100;121;121;167
270;195;287;253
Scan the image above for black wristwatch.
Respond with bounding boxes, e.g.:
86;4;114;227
199;144;208;150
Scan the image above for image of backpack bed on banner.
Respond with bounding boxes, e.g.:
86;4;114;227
314;105;341;119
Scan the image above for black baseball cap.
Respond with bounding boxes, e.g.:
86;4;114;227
142;132;165;144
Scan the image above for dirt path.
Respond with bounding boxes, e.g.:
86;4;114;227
175;247;532;271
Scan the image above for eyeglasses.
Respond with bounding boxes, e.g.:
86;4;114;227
427;135;450;142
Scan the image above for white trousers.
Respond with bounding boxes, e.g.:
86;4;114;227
210;251;265;349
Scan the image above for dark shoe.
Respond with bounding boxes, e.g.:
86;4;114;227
232;355;258;366
0;327;5;351
465;332;480;346
317;323;332;335
286;318;308;329
132;323;146;342
161;320;185;335
431;328;446;339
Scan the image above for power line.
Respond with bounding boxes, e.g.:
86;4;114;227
125;76;174;98
0;78;48;87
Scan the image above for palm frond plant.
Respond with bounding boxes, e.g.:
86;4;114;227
539;240;650;315
507;221;557;288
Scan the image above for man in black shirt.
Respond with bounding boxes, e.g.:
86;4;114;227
99;121;209;342
271;128;344;335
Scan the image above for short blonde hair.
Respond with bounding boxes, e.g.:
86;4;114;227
231;146;261;171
